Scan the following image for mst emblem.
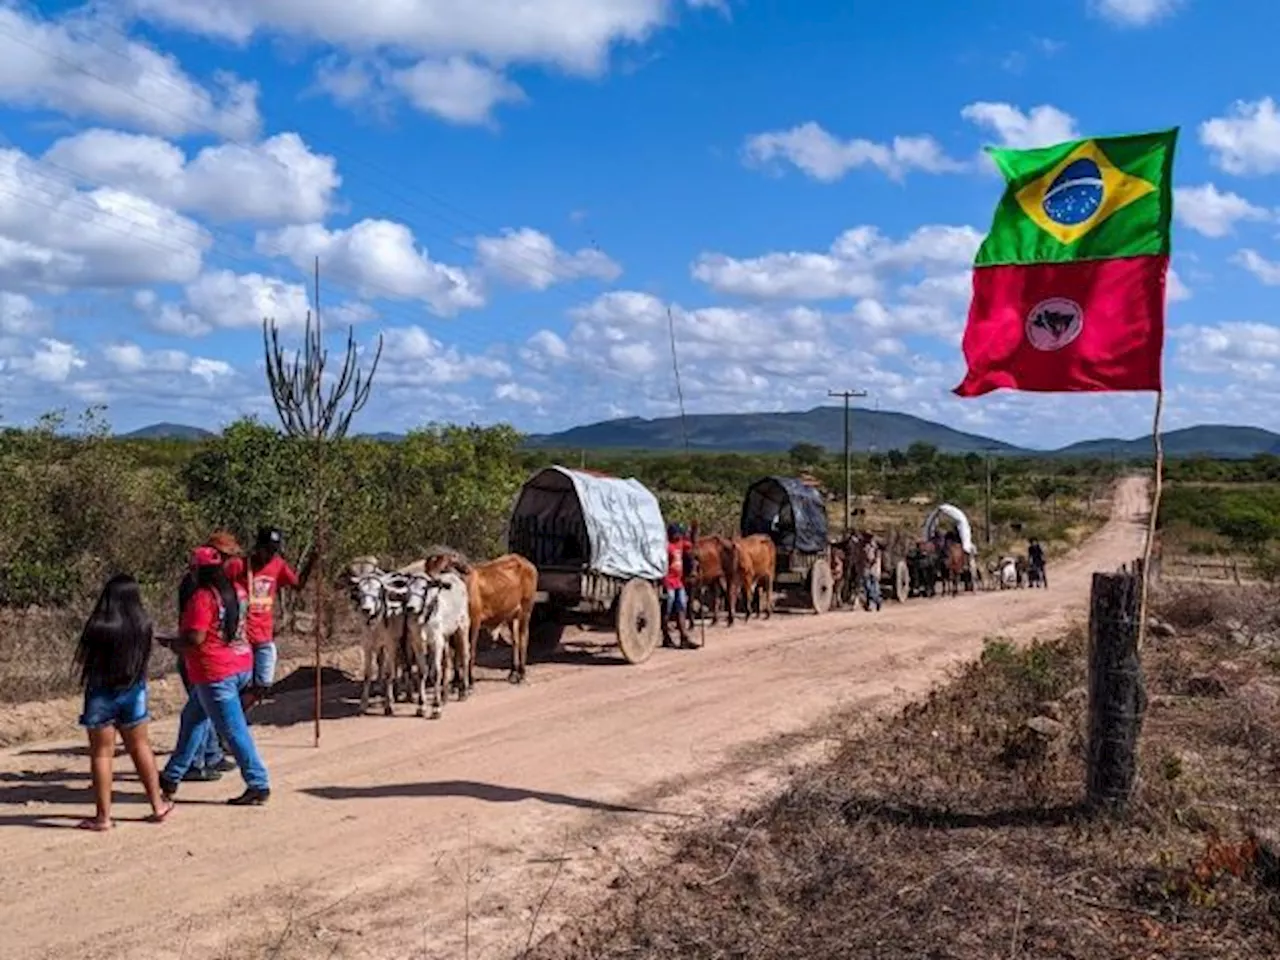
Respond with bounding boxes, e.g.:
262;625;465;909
1025;298;1084;352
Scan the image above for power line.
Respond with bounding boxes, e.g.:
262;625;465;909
828;389;868;536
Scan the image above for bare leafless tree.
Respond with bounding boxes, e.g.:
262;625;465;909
263;258;383;745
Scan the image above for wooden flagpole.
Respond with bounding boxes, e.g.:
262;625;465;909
1136;389;1165;651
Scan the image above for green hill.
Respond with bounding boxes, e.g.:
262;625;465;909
524;407;1023;455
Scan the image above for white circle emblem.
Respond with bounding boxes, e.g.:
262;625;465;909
1025;297;1084;352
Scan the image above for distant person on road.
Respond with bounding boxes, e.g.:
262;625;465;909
1028;538;1047;588
226;526;309;711
661;523;694;650
160;545;271;806
74;573;174;831
860;533;883;612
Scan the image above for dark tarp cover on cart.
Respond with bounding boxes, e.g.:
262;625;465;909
739;476;829;555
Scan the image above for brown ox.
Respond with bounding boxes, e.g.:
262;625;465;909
733;534;776;621
941;541;968;598
685;533;740;627
457;553;537;686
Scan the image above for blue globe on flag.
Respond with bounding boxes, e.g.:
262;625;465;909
1042;158;1104;226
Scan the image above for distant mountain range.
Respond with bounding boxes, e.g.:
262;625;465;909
112;408;1280;460
120;422;215;440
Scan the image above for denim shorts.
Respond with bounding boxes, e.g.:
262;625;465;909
80;680;150;731
663;587;688;615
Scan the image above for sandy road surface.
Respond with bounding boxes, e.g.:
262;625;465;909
0;478;1147;960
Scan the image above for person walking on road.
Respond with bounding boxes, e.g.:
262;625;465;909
661;524;695;650
1028;538;1048;589
74;574;174;830
860;533;883;612
226;526;308;711
160;546;271;806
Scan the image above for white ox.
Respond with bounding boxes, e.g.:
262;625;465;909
404;571;471;720
346;558;412;716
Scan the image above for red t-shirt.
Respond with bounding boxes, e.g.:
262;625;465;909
227;555;298;645
180;583;252;685
663;541;685;590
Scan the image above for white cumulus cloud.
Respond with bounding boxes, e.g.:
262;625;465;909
692;225;983;301
1200;98;1280;176
475;227;621;290
0;147;208;291
743;122;964;182
257;219;485;316
1174;184;1271;237
961;102;1080;149
0;5;259;140
45;130;340;224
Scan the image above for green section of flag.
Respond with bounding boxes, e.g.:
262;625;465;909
974;128;1178;267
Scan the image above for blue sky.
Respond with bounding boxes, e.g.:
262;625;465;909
0;0;1278;448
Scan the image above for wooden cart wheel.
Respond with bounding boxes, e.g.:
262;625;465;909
616;579;661;664
809;558;833;614
894;559;910;603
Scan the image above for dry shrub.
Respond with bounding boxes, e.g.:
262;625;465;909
1155;583;1280;634
531;614;1280;960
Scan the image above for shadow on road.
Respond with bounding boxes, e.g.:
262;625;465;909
302;779;692;818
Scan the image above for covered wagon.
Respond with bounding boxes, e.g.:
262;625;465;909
506;465;668;664
739;476;834;614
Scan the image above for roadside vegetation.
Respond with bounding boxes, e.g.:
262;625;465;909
530;585;1280;959
1;407;1111;705
1158;456;1280;581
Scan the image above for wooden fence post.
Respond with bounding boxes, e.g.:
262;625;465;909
1086;570;1147;814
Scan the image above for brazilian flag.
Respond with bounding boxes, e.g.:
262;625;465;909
954;128;1178;397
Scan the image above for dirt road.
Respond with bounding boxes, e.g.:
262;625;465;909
0;478;1147;960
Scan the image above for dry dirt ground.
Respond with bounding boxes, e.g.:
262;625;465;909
0;478;1145;960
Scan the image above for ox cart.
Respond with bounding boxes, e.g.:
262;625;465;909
740;476;834;614
506;465;669;665
903;502;981;597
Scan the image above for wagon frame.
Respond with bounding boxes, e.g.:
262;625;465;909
506;466;668;664
740;476;835;615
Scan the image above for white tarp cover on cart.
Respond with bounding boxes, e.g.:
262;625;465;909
922;503;976;555
506;466;667;581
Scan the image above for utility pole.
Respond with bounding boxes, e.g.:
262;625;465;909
984;447;994;546
829;389;868;536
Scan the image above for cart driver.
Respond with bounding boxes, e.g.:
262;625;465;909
662;523;695;650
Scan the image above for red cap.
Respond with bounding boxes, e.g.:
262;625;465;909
190;545;222;569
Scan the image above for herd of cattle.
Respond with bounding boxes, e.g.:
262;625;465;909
339;529;1046;721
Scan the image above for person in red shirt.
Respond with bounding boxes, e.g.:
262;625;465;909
226;525;308;709
661;524;694;650
159;546;270;806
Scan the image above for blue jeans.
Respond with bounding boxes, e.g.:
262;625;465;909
80;680;149;730
163;671;270;792
252;642;278;689
862;573;882;610
178;657;224;768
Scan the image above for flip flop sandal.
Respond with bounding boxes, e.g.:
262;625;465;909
77;818;113;832
145;801;176;824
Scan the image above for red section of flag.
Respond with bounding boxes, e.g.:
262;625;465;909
953;255;1167;397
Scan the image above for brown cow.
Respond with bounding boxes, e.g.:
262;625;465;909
686;533;740;627
461;553;537;686
733;534;776;621
941;541;967;598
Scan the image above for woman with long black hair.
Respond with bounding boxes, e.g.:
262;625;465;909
159;546;271;806
74;574;174;831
